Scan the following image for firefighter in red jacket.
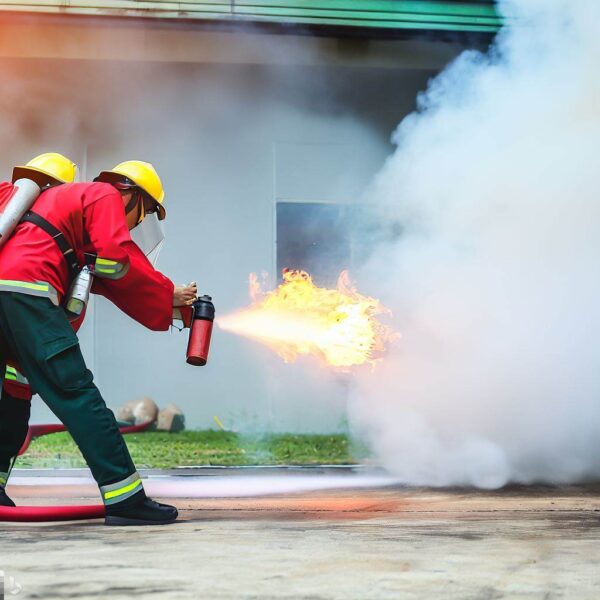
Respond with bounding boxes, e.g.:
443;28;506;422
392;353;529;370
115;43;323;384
0;155;196;525
0;153;78;491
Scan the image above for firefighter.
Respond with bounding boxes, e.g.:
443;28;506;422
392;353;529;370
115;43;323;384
0;153;77;504
0;159;196;525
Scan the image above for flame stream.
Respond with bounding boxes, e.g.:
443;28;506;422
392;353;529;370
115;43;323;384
217;270;397;368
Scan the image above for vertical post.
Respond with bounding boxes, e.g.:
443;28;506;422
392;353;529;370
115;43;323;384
81;144;98;385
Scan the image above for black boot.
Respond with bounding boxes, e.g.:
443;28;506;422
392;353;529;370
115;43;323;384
0;486;15;507
105;491;178;526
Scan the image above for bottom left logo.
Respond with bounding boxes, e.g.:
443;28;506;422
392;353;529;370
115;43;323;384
0;571;22;597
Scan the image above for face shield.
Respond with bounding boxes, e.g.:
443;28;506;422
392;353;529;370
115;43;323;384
130;212;165;267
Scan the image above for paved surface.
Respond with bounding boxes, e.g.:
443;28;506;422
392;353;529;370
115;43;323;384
1;478;600;599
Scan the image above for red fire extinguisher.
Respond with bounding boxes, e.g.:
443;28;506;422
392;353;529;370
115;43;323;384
186;295;215;366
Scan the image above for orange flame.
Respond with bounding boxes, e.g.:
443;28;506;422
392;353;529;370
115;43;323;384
217;270;397;368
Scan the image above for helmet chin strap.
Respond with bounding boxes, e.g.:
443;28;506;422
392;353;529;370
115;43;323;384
124;191;140;215
124;189;146;225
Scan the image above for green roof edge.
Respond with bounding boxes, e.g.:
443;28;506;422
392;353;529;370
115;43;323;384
0;1;504;33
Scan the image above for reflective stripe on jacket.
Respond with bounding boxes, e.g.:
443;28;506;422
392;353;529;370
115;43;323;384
0;279;59;305
4;365;29;385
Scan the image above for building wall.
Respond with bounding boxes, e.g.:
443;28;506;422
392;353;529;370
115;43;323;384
0;25;459;431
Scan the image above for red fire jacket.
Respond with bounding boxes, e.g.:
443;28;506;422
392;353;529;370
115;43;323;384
0;181;174;399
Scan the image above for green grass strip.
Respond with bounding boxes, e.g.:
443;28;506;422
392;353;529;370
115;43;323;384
17;430;367;469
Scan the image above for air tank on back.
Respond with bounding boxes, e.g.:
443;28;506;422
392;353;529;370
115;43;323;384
0;179;41;248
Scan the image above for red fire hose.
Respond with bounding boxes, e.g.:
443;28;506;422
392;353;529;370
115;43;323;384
0;504;105;522
0;420;154;523
18;420;154;455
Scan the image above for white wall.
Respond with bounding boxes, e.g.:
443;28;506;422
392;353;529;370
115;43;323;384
0;34;451;431
86;76;397;433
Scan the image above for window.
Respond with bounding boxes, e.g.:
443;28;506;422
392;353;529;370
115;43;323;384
276;202;397;286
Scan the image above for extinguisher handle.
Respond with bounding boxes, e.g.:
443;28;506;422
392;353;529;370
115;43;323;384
180;306;195;328
172;306;195;328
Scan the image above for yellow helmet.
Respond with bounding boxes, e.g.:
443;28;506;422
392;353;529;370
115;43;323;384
12;152;77;188
95;160;166;221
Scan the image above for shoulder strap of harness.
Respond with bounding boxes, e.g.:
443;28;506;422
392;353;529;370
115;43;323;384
20;211;80;282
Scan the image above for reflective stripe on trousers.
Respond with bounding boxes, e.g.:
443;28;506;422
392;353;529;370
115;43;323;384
100;472;144;505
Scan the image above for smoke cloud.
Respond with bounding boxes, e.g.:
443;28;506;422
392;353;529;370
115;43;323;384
351;0;600;488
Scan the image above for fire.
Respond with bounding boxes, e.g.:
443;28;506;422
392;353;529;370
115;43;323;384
217;270;397;368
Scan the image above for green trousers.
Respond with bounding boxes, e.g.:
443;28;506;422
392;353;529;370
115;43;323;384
0;292;143;504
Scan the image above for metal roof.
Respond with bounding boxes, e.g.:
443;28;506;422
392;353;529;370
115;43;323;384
0;1;503;33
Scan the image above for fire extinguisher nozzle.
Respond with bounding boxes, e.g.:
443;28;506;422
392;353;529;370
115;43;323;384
186;356;207;367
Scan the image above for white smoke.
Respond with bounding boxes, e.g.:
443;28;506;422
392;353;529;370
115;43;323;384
351;0;600;488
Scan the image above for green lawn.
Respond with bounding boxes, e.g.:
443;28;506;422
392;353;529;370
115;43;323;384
17;430;366;469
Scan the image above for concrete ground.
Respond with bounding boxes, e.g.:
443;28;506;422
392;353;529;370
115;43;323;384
1;472;599;599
